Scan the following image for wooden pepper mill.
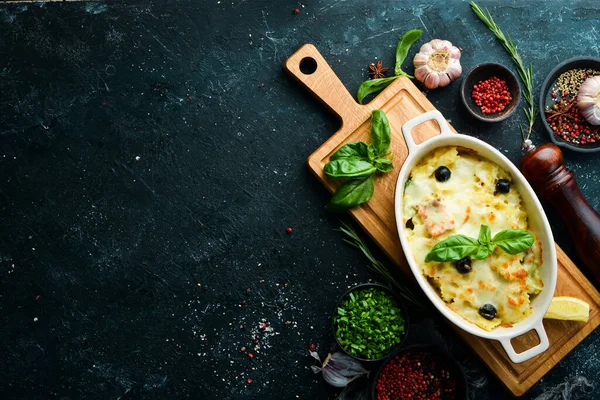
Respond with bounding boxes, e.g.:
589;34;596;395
520;141;600;285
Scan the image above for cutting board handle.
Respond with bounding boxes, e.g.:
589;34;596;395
285;44;367;124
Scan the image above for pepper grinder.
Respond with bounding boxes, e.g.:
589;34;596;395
520;141;600;285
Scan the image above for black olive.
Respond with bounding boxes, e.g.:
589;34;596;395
434;166;451;182
495;179;511;194
405;218;414;230
455;257;472;274
479;304;497;320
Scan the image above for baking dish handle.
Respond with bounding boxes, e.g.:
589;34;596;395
498;321;549;364
401;110;452;153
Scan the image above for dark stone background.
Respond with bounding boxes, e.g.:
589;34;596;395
1;0;599;399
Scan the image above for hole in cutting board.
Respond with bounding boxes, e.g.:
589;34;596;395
300;57;317;75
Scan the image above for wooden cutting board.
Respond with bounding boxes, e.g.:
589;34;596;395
286;44;600;396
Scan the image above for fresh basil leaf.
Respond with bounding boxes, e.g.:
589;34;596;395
367;144;377;162
370;110;391;157
471;243;496;260
424;235;479;263
330;142;369;161
478;225;492;244
357;76;397;104
374;158;393;173
394;29;422;76
404;179;413;190
492;229;535;254
324;159;377;178
327;175;375;212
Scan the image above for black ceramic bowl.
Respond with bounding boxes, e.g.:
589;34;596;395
370;344;468;400
460;62;521;123
539;56;600;153
332;283;409;363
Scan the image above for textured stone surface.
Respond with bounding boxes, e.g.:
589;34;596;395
1;1;599;398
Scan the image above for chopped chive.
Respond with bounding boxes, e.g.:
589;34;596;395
333;287;405;359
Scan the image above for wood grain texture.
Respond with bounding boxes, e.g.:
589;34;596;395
286;44;600;397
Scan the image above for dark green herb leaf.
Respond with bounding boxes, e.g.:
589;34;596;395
327;175;375;212
478;224;492;244
424;235;479;263
370;110;391;157
367;144;377;162
357;76;397;104
492;229;535;254
324;159;377;178
394;29;422;76
374;158;393;173
330;142;369;161
471;243;496;260
404;179;413;190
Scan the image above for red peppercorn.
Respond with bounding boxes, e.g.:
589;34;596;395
286;227;293;233
241;346;246;352
293;8;300;14
309;344;316;351
247;378;253;384
248;353;254;359
374;350;458;400
471;76;512;115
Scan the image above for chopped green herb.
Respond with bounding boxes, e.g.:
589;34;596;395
334;287;405;359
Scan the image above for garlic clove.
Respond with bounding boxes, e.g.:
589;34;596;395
450;46;461;60
425;72;440;89
577;76;600;125
415;66;431;83
447;63;463;81
413;52;429;66
581;103;600;126
419;42;435;55
429;39;444;50
439;40;453;49
438;73;451;88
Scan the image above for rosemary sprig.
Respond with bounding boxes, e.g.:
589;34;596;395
336;221;424;307
470;2;537;143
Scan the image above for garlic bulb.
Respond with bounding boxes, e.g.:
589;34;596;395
577;76;600;125
413;39;462;89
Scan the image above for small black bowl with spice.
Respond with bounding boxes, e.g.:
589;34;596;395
371;344;468;400
460;62;521;122
539;57;600;153
332;283;409;362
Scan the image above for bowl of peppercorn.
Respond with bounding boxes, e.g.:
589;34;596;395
460;62;521;123
371;344;468;400
332;283;409;362
539;57;600;153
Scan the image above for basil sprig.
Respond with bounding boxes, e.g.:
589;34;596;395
325;110;393;211
357;29;422;104
357;77;398;105
424;225;534;263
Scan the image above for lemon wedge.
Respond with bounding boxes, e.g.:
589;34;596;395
544;297;590;322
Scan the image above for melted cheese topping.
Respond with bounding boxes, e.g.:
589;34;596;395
403;147;543;331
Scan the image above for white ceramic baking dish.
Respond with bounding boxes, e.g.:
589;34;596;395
394;110;557;364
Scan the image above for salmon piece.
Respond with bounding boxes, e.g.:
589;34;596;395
417;198;456;238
